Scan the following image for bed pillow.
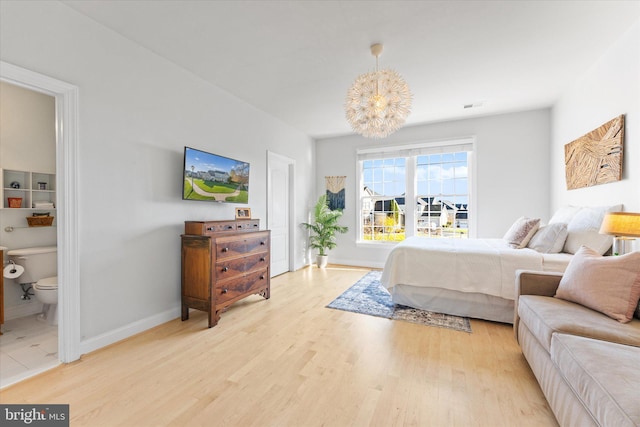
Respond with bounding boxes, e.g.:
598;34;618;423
503;217;540;249
527;223;568;253
549;206;581;225
555;246;640;323
563;205;622;255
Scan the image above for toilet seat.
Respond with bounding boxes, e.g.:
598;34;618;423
35;276;58;290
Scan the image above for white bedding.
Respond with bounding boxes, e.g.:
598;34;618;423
381;237;570;301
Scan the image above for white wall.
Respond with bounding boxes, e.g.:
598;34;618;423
551;20;640;213
0;1;314;345
315;109;551;268
0;81;57;318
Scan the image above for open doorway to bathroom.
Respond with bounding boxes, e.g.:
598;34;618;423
0;81;59;387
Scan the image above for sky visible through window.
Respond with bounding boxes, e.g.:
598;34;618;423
363;153;468;205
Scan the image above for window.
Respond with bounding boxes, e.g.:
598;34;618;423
358;139;474;243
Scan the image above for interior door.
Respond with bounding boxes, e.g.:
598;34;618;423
267;152;294;277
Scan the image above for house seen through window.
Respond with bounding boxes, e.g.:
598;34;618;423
359;139;473;243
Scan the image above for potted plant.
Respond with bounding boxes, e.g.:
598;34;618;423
301;194;348;268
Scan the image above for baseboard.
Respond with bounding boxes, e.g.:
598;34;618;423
4;301;43;320
79;307;181;356
329;259;386;269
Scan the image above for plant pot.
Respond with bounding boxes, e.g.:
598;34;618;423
316;254;328;268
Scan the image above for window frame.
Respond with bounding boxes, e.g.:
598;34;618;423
356;137;477;245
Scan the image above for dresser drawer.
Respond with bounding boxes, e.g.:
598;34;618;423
236;219;260;232
185;219;260;236
215;233;270;260
216;253;269;278
215;269;269;304
185;221;237;235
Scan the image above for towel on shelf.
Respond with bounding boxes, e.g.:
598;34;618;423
33;202;55;209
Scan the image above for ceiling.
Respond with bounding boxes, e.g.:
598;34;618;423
63;1;640;139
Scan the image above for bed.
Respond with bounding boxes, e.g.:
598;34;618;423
380;237;573;323
380;205;623;323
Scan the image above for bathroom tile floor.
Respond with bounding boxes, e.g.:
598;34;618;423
0;314;60;388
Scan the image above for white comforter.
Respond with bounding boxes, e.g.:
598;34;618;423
381;237;550;301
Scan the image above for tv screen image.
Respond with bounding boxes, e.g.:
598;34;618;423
183;146;250;203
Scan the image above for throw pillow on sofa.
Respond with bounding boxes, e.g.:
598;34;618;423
555;246;640;323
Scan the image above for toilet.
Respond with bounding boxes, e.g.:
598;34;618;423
6;246;59;325
34;276;59;325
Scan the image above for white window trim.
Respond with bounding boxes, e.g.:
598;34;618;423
356;137;477;244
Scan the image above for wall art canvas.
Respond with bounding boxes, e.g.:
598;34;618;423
326;176;346;210
564;115;624;190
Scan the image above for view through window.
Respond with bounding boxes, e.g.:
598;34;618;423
359;140;473;242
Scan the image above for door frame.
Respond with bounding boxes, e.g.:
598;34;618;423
1;61;81;363
266;151;296;274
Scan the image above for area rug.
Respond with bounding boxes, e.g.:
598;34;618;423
326;271;472;333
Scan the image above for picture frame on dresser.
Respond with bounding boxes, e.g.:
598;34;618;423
235;207;251;219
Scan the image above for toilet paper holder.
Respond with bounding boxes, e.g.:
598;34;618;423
4;260;33;300
7;260;18;274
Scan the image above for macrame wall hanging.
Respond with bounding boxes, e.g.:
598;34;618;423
325;176;346;210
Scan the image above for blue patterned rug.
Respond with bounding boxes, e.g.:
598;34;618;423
327;271;472;333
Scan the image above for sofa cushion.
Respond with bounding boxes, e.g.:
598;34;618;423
555;246;640;323
518;295;640;353
551;333;640;427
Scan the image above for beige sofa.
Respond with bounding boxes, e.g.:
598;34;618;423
514;270;640;427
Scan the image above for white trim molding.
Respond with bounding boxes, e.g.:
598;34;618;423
1;61;81;363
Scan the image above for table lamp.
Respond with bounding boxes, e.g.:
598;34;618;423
599;212;640;255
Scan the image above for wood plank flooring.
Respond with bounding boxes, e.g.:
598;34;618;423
0;265;558;426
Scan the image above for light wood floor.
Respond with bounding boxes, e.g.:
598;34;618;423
0;265;557;426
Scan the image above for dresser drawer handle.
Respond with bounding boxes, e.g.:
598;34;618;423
207;227;214;231
226;225;234;229
222;247;229;252
221;288;228;294
260;275;265;280
260;257;265;262
222;267;228;272
260;241;265;246
253;224;259;228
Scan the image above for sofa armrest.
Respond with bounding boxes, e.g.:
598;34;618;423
514;270;564;342
516;270;563;297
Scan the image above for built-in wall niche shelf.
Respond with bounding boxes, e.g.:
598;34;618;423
1;169;56;209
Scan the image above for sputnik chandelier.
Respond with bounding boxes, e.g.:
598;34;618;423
345;43;413;139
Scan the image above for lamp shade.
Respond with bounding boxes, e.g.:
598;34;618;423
599;212;640;237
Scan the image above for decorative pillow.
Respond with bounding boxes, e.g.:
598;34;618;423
549;206;581;225
527;223;568;253
503;217;540;249
555;246;640;323
563;204;622;255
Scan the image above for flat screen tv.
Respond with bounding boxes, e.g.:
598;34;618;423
182;146;250;203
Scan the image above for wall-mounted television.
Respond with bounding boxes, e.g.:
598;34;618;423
182;146;250;203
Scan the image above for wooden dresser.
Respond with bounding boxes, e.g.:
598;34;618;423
181;219;270;328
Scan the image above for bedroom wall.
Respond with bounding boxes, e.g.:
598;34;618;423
315;109;551;268
550;19;640;214
0;1;315;350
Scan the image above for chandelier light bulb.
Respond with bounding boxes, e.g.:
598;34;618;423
345;43;412;139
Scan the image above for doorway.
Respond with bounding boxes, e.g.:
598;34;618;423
267;151;295;277
0;61;80;372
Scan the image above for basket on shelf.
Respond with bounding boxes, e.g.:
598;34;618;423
26;215;54;227
8;197;22;208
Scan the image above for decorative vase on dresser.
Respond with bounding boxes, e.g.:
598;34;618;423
181;219;270;328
